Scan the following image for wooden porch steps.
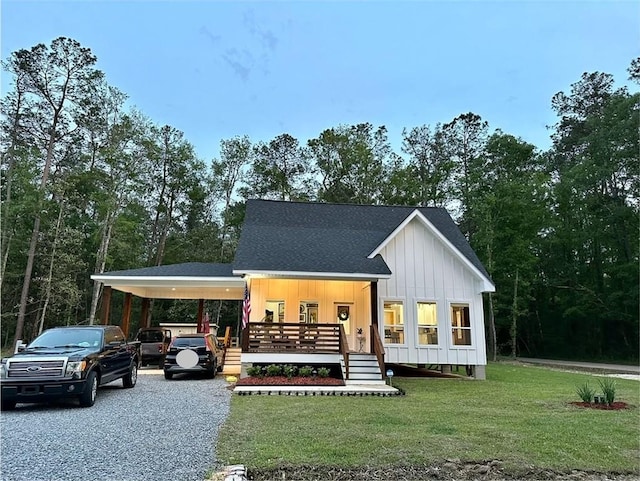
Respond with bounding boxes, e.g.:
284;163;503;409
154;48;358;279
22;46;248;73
222;347;242;375
342;353;385;385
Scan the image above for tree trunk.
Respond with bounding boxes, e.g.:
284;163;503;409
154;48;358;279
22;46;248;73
89;209;115;324
488;292;497;361
14;108;61;347
510;270;519;359
38;202;65;334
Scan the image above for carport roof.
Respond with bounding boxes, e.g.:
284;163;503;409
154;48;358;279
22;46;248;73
92;262;245;300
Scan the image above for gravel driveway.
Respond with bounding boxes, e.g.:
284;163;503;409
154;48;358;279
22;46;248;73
1;368;231;481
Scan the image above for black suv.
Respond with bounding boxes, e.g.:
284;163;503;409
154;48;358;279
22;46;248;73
163;333;219;380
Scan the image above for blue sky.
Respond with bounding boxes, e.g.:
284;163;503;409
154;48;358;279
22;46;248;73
2;1;638;162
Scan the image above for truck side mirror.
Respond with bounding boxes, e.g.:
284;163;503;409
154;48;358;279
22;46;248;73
15;340;27;354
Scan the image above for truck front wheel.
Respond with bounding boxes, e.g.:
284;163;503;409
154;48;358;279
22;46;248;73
79;371;98;407
123;362;137;388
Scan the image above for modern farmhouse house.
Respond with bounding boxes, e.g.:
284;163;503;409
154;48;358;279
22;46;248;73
93;199;495;381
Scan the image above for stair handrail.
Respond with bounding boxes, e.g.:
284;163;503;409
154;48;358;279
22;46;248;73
370;324;385;374
339;323;349;380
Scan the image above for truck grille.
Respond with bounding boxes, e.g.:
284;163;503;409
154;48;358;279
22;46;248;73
7;359;65;378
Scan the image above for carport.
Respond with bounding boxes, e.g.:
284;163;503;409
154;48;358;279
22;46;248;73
91;263;246;337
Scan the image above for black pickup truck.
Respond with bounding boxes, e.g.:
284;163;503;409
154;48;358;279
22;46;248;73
0;325;140;410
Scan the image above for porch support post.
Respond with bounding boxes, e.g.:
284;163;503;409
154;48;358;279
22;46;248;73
196;299;204;333
370;281;378;352
100;286;112;325
140;298;150;329
370;281;378;326
121;293;132;338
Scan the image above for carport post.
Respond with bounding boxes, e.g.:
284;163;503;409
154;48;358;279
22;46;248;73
140;298;150;328
121;293;132;338
196;299;204;333
101;286;112;325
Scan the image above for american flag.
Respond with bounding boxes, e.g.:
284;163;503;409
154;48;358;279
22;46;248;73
241;284;251;329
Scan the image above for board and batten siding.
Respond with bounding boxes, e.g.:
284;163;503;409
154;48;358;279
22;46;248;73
377;217;488;366
248;278;371;351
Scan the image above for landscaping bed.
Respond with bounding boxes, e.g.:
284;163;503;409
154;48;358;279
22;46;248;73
236;376;344;386
247;461;639;481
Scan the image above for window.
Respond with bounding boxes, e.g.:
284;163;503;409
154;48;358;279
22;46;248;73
383;301;404;344
451;304;471;346
300;302;319;323
417;302;438;345
264;300;284;322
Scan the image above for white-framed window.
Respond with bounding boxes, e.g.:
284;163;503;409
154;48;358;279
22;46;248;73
383;301;404;344
417;302;438;345
450;303;471;346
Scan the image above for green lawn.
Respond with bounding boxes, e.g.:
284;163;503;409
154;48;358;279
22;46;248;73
216;362;640;474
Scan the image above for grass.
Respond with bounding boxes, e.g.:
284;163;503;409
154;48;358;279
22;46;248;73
216;362;640;473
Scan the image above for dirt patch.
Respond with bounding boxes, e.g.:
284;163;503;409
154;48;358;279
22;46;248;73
235;376;344;386
248;461;639;480
569;401;630;410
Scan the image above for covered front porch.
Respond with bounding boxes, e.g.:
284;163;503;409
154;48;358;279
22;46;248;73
240;322;385;383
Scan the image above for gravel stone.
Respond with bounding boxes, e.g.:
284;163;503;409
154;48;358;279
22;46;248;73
1;369;231;481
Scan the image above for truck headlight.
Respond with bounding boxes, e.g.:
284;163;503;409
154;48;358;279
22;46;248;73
65;361;86;377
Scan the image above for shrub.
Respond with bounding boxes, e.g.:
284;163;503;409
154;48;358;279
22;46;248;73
317;367;330;378
246;365;262;377
576;382;595;403
282;364;297;379
598;378;616;405
265;364;283;377
298;365;313;377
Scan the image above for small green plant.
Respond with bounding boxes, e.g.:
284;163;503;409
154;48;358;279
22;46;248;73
266;364;283;377
282;364;297;379
246;365;262;377
598;377;616;405
298;365;313;377
576;382;595;403
317;367;330;378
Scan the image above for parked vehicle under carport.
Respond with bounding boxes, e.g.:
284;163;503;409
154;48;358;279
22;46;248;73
163;333;221;379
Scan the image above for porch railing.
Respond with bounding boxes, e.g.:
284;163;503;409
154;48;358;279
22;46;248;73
339;324;349;380
371;324;385;374
243;322;341;353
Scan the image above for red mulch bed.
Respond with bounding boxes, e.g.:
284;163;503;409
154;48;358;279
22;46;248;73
236;376;344;386
569;401;629;410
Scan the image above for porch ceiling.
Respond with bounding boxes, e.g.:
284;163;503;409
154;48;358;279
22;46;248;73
92;276;245;300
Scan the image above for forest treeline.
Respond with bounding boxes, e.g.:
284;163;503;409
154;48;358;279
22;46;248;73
1;38;638;361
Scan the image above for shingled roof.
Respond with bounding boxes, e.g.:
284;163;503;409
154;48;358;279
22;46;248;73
233;200;492;281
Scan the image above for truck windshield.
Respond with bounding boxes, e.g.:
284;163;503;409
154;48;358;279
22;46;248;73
28;329;103;349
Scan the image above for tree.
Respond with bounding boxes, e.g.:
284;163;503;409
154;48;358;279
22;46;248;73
442;112;489;239
243;133;311;202
308;123;391;204
211;135;252;261
394;123;454;207
3;37;102;345
539;68;639;360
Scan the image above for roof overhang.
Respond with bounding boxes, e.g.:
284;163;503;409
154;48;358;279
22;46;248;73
232;270;391;282
91;274;246;300
369;209;496;293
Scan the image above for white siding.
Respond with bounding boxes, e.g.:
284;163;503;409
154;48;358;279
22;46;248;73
378;218;487;366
